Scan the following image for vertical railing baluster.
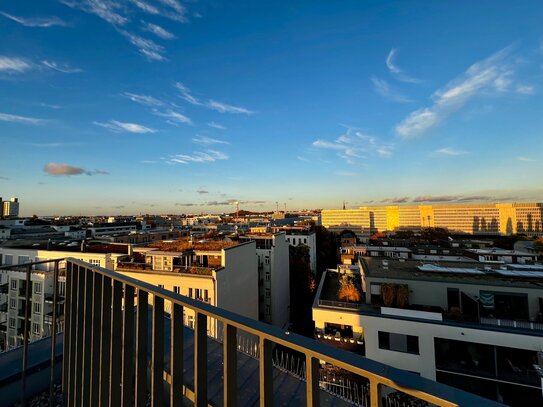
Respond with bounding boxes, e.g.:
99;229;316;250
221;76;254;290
170;303;184;407
194;312;208;406
49;260;60;407
369;380;379;407
67;264;79;407
74;265;85;406
89;272;103;406
259;338;273;407
122;284;135;407
20;263;32;406
99;276;112;407
135;290;148;407
152;295;165;407
81;268;93;407
62;261;73;407
110;280;123;406
224;324;237;407
305;355;320;407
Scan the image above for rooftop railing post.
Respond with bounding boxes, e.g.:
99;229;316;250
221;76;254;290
224;324;237;407
109;280;123;406
62;261;73;407
305;355;320;407
259;338;273;407
49;260;60;407
82;268;93;407
194;312;208;406
151;295;165;407
89;271;103;407
121;284;135;407
74;265;85;406
99;276;112;407
170;302;184;407
66;263;79;407
135;290;148;407
20;262;32;407
369;379;380;407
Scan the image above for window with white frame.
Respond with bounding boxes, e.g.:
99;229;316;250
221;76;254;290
34;282;42;294
174;286;180;294
89;259;101;266
11;279;17;290
33;323;40;335
10;299;16;309
9;318;15;328
33;302;41;314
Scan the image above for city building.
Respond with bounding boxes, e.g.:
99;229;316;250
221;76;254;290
239;232;290;328
312;256;543;406
1;198;19;219
271;226;317;274
321;202;543;236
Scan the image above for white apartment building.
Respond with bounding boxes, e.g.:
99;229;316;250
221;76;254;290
272;226;317;274
240;232;290;328
0;226;10;240
1;198;19;219
116;240;259;338
312;257;543;406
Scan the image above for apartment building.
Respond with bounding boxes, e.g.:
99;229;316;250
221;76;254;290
321;202;543;236
116;240;259;337
239;232;290;328
1;198;19;219
312;257;543;406
271;226;317;274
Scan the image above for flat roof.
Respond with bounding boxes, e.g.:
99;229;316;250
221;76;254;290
362;257;543;288
465;248;536;256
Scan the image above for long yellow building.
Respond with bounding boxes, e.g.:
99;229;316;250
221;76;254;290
321;203;543;235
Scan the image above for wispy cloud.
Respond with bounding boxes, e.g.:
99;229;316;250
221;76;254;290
94;120;156;133
380;196;410;204
0;176;9;180
312;127;394;164
396;46;532;139
167;150;229;164
433;147;470;156
0;11;67;27
371;76;411;103
207;100;254;115
192;135;229;145
411;194;493;203
122;92;164;106
516;84;534;95
40;103;63;109
119;30;166;61
386;48;421;83
335;171;357;177
517;156;537;162
175;82;203;105
0;112;48;125
43;162;109;176
130;0;187;22
0;57;31;73
42;60;82;73
197;190;208;194
153;109;191;125
141;21;175;39
297;156;309;162
208;121;225;130
59;0;128;25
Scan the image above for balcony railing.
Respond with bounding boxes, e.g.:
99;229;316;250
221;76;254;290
480;317;543;331
0;258;505;407
318;299;363;310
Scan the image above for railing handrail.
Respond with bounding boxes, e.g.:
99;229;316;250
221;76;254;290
65;257;503;407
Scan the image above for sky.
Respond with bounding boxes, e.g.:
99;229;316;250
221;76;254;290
0;1;542;216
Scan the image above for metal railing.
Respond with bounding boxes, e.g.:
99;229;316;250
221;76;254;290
480;317;543;331
318;299;363;310
1;258;505;407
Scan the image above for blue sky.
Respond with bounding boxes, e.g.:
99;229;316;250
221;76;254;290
0;1;542;216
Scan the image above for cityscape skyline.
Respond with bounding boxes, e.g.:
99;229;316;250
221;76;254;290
1;1;543;216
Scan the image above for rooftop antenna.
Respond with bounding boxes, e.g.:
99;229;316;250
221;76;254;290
343;201;346;210
235;201;239;224
275;201;279;213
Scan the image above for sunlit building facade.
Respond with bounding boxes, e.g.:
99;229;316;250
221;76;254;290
321;203;543;235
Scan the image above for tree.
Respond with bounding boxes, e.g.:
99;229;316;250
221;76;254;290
289;245;315;336
338;277;360;302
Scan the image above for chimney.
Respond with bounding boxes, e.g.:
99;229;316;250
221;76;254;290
81;239;86;252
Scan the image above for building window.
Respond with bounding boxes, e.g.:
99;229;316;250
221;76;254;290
265;288;271;298
18;256;30;264
158;284;164;289
265;305;271;315
378;331;419;355
59;282;66;297
11;279;17;290
34;302;41;314
204;289;209;301
34;282;42;294
9;318;15;328
10;298;16;309
265;257;270;265
174;286;180;294
89;259;101;266
4;254;13;265
33;323;40;335
188;288;193;298
265;272;271;281
195;288;202;299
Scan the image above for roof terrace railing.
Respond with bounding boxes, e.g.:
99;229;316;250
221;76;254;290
0;258;506;407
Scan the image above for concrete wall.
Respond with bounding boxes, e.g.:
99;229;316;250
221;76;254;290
271;233;290;328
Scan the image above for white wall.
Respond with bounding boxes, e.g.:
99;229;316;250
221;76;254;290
271;233;290;328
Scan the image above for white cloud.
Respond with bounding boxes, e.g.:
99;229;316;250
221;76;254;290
141;21;175;40
0;112;47;125
395;46;527;138
59;0;128;25
153;109;191;125
167;150;229;164
122;92;164;106
312;127;393;164
433;147;470;156
517;156;537;162
208;121;226;130
371;76;411;103
130;0;187;22
516;84;534;95
0;11;66;27
175;82;202;105
42;60;82;73
94;120;156;133
386;48;421;83
0;57;31;73
207;100;254;115
335;171;357;177
119;30;166;61
192;136;229;145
